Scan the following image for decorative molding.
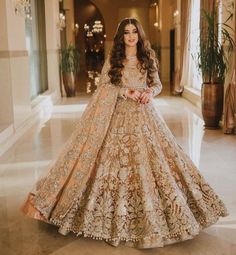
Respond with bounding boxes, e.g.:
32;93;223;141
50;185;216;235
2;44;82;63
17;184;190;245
0;90;60;157
182;87;201;109
46;49;60;54
0;50;28;58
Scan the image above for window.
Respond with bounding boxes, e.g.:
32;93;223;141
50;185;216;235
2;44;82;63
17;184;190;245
25;0;48;100
189;0;202;90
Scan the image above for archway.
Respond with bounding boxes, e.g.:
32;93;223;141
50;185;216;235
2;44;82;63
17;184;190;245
74;0;106;94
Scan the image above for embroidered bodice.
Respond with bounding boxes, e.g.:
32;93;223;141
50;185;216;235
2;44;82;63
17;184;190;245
121;57;148;90
98;56;163;98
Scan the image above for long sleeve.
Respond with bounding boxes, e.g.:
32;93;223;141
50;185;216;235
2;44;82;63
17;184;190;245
118;87;128;99
98;57;128;99
148;67;163;97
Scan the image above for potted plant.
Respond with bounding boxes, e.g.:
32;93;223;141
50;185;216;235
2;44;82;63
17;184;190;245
196;5;235;129
60;44;80;97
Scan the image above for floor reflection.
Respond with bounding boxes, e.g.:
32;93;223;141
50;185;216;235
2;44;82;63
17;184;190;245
187;111;204;168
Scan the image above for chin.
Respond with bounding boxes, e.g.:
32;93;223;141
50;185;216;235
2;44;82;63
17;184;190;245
126;43;137;47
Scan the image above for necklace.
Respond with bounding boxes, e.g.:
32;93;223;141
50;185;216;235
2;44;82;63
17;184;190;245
126;55;137;60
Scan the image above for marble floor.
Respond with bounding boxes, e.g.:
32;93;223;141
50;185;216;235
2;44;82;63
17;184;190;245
0;90;236;255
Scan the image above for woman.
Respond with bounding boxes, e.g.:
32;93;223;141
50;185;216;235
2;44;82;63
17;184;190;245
22;18;228;249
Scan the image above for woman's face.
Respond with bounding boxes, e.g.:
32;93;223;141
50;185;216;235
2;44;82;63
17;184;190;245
123;24;139;47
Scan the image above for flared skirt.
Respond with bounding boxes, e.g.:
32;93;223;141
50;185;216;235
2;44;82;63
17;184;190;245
22;97;228;248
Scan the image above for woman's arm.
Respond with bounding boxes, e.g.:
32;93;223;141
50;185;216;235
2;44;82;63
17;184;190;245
147;65;163;97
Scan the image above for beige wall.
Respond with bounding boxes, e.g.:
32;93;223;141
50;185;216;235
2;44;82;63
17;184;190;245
159;0;172;83
0;0;13;127
171;0;181;74
0;0;61;154
149;4;161;46
0;0;31;129
64;0;75;45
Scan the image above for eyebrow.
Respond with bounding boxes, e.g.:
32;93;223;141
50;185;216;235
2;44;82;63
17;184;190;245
124;29;137;31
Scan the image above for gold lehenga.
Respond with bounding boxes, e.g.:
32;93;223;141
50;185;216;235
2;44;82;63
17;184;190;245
21;56;228;248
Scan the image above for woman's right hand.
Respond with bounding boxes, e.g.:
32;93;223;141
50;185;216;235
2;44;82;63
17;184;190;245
126;89;142;102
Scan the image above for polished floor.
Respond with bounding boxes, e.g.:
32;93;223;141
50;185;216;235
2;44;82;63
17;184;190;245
0;89;236;255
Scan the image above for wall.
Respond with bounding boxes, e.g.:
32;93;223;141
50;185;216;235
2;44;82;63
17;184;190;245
64;0;75;45
0;0;31;131
159;0;172;83
0;0;61;155
149;4;159;45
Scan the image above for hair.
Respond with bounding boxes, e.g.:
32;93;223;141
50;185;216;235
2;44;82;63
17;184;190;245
108;18;159;86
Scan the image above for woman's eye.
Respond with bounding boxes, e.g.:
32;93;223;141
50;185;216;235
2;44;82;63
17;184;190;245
124;31;137;35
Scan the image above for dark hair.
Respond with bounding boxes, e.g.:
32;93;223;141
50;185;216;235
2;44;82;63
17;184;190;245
108;18;159;86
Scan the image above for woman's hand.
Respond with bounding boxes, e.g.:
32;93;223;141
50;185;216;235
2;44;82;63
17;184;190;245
139;89;153;104
126;89;142;102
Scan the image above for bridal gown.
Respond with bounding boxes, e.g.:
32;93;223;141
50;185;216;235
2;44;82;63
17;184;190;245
22;56;228;248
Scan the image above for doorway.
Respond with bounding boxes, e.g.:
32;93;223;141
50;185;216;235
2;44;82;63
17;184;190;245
170;28;175;93
74;0;105;94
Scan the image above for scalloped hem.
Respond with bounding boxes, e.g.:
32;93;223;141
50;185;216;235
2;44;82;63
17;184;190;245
52;210;227;249
56;222;201;248
21;193;228;249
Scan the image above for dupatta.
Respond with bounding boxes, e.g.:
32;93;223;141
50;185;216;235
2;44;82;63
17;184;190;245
22;60;120;223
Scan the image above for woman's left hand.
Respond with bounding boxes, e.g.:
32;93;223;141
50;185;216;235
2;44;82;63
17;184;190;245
139;89;152;104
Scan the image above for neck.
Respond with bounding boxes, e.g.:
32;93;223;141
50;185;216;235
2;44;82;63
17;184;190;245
125;46;137;57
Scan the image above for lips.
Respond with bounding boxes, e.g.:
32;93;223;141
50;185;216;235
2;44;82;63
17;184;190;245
128;40;135;43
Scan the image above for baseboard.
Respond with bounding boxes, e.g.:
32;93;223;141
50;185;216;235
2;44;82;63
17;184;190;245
0;90;60;157
182;87;201;109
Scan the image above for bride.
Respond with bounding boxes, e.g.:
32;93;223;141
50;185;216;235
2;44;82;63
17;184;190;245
21;18;228;249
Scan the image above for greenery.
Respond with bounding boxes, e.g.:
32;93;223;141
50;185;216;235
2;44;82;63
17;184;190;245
60;44;80;74
196;7;235;84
